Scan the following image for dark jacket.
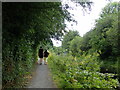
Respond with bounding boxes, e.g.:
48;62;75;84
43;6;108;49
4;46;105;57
39;48;43;58
44;50;49;57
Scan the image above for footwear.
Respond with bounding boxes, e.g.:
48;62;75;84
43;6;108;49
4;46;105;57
44;63;47;65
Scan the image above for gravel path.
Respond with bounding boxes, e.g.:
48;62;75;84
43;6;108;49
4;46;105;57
27;63;57;88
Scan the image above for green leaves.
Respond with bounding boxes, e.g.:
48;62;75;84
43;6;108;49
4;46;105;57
48;53;119;88
2;2;75;88
62;30;80;51
47;1;120;89
100;2;119;17
79;2;120;60
69;36;82;57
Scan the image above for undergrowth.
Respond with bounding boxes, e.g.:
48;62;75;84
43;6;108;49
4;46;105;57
48;53;119;88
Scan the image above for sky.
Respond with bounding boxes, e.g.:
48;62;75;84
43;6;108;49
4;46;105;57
52;0;119;47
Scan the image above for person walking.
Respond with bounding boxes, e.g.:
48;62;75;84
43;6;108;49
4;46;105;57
43;50;49;65
38;47;43;65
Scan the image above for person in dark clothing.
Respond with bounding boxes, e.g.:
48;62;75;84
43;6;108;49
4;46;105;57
38;47;43;65
43;50;49;65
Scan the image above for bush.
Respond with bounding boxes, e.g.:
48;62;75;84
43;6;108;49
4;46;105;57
2;38;37;88
100;60;118;74
48;53;119;88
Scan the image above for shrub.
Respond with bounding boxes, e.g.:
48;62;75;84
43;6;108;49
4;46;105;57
48;53;119;88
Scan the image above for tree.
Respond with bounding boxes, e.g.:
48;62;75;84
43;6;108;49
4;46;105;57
1;1;94;88
80;31;92;52
88;2;120;59
69;36;82;57
62;30;80;52
2;2;73;88
100;2;118;17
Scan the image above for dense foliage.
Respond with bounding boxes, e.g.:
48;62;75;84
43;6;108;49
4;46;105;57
81;2;120;76
2;1;119;89
48;53;119;88
2;1;93;88
2;2;72;88
62;30;80;52
48;2;120;88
